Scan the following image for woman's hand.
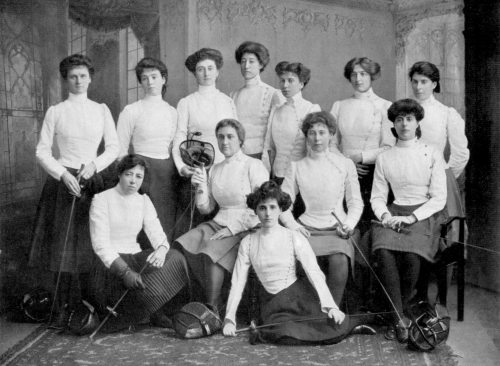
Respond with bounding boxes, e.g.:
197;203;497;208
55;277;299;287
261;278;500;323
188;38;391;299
191;167;207;187
146;245;168;269
223;322;236;337
296;226;311;238
181;165;195;178
336;224;354;239
355;163;370;176
61;171;81;197
77;162;97;181
349;153;363;164
328;308;345;324
210;228;232;240
382;214;417;230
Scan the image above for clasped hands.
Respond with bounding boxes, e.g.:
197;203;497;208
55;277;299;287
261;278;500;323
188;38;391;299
61;162;97;197
296;224;353;239
381;213;417;230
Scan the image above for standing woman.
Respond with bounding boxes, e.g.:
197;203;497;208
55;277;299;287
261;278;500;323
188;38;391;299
174;119;268;312
172;48;238;239
30;54;119;328
262;61;321;182
330;57;395;234
280;111;363;306
117;57;177;243
370;99;447;342
230;41;284;159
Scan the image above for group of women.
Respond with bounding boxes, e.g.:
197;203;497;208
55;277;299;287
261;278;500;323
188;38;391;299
29;39;468;345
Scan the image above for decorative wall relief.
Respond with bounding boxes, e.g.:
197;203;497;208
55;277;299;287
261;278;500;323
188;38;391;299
227;0;277;31
163;0;184;28
282;7;330;33
197;0;224;24
333;14;364;38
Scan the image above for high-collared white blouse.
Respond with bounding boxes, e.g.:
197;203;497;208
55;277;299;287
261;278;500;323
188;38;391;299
371;138;447;221
224;225;338;325
230;75;284;155
90;187;169;268
172;84;238;175
117;95;178;160
196;150;269;235
330;88;395;164
36;93;119;180
280;148;363;230
417;95;469;178
262;91;321;177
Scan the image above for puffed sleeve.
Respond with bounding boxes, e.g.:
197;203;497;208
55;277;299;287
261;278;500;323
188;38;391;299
293;231;339;312
279;161;302;230
224;235;252;325
446;107;469;178
143;195;169;250
261;106;277;173
270;88;285;107
90;193;120;268
344;159;364;229
310;104;321;113
412;149;447;220
36;105;67;180
329;101;343;155
196;165;217;215
172;97;189;175
93;104;119;173
370;154;391;220
116;104;135;160
361;101;395;164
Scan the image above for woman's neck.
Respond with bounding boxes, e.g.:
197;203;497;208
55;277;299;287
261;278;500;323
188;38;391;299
396;137;419;148
143;94;163;102
245;74;261;87
68;92;88;102
198;84;217;93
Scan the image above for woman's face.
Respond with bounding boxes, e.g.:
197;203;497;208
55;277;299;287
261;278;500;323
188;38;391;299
118;164;145;195
279;71;304;98
217;125;241;158
140;68;166;97
394;114;419;141
256;198;281;229
411;73;437;101
240;52;262;80
67;66;91;95
195;59;219;87
307;122;332;152
350;64;371;93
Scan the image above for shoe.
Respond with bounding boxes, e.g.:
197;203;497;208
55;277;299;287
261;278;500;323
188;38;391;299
350;324;377;335
48;306;70;330
384;323;396;340
395;318;410;343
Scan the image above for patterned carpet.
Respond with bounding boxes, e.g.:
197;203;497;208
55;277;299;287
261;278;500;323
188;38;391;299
1;324;459;366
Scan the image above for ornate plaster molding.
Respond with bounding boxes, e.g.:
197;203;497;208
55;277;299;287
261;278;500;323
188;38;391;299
227;0;277;31
162;0;184;28
197;0;224;24
282;7;330;33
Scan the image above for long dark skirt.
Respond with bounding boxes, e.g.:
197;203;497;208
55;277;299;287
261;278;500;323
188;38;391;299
371;203;446;263
90;248;188;333
29;167;105;273
258;278;351;344
357;164;377;235
138;156;177;243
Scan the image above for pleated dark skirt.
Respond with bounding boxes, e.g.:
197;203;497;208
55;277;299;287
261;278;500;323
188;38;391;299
90;248;188;333
371;203;446;263
29;168;105;273
258;278;351;344
138;156;177;243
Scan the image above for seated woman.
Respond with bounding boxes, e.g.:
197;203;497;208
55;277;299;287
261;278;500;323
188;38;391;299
223;181;375;345
174;119;268;313
370;99;447;343
89;154;189;332
280;111;363;307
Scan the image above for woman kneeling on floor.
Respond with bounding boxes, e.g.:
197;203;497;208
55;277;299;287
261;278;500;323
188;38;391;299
223;181;375;345
89;154;189;332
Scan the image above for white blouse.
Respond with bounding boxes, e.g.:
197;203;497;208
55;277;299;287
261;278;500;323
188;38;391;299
262;92;321;177
90;187;169;268
36;93;119;180
280;148;363;230
230;75;284;155
117;95;178;160
172;84;238;175
224;225;338;325
330;88;395;164
371;138;447;221
196;150;269;235
417;95;469;178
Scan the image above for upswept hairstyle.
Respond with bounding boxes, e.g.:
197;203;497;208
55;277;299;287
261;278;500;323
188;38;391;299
343;57;381;81
275;61;311;87
59;54;94;80
135;57;168;97
301;111;337;136
408;61;441;93
215;118;245;146
185;48;224;73
246;181;292;213
235;41;270;71
387;99;424;139
117;154;150;193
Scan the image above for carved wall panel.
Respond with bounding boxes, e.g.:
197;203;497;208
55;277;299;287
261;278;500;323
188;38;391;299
227;0;278;32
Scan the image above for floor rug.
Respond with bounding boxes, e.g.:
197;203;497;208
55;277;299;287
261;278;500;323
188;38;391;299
1;325;459;366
